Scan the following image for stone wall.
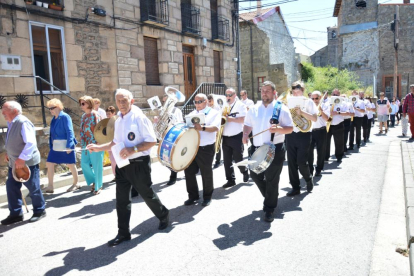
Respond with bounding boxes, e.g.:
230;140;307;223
378;4;414;98
310;46;329;67
337;0;378;27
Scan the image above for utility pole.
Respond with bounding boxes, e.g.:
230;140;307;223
393;5;399;99
235;0;241;94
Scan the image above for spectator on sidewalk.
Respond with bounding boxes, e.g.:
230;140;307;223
44;99;79;194
93;98;107;120
390;100;399;127
376;92;390;134
402;97;408;137
403;85;414;140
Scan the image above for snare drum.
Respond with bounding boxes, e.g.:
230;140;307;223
158;123;200;172
249;144;276;174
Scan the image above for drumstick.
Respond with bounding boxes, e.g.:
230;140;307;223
21;191;29;213
250;127;272;139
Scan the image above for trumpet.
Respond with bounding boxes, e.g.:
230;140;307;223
214;105;230;154
317;91;328;117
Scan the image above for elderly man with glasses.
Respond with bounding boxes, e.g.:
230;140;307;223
221;88;249;189
183;93;221;206
240;90;254;110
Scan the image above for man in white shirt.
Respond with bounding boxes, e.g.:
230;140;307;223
349;91;365;149
360;92;371;145
308;91;329;177
341;93;355;153
325;89;352;163
240;90;254;110
286;81;318;197
184;93;221;207
221;88;249;188
93;98;107;119
243;81;293;222
87;89;170;246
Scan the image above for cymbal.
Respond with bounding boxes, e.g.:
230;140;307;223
94;116;117;144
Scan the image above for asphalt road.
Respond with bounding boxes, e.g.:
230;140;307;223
0;123;409;276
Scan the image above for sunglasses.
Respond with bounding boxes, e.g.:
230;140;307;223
80;102;86;106
193;100;205;104
311;97;319;100
48;106;57;110
292;85;302;90
225;94;235;97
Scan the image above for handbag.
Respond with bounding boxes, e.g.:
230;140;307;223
53;139;67;151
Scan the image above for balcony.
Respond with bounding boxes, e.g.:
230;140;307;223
140;0;169;27
181;4;201;36
211;11;230;43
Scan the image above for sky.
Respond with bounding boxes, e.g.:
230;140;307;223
239;0;404;56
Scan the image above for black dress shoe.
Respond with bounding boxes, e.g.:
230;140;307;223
357;144;361;148
287;189;300;196
306;179;314;192
184;197;199;206
348;146;354;150
167;179;176;186
222;181;236;188
315;170;322;177
213;162;221;169
108;234;131;246
29;211;46;223
243;172;250;182
264;211;274;222
1;215;24;225
158;213;169;230
337;159;342;163
201;199;211;207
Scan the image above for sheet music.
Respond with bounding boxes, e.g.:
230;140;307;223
111;142;130;169
185;113;206;127
287;96;306;109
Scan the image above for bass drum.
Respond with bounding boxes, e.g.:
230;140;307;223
158;123;200;172
249;144;276;174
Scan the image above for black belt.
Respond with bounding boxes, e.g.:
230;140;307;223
129;155;149;163
312;126;326;131
223;132;242;138
199;143;214;150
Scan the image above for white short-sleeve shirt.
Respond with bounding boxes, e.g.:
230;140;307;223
367;102;375;119
113;105;157;159
241;98;254;109
292;98;317;133
343;101;354;119
330;102;350;125
223;100;247;137
187;106;221;146
244;100;293;146
313;102;330;129
354;99;366;117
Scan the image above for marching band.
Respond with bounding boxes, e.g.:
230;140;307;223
0;79;404;247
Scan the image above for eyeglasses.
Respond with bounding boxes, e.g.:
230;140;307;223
225;94;234;97
193;100;205;104
48;106;57;110
292;85;302;90
311;97;319;100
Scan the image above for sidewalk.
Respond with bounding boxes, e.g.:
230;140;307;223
0;147;159;204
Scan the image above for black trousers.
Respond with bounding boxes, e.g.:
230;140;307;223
286;132;312;191
222;132;247;181
250;143;285;212
325;122;344;161
115;156;169;237
343;119;351;151
170;170;177;181
390;114;396;127
362;115;369;142
184;143;215;200
308;127;327;173
215;149;221;164
364;118;372;141
349;116;363;147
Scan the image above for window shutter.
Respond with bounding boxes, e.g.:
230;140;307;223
144;37;160;85
213;51;221;83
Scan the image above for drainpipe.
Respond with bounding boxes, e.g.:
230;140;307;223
250;23;254;102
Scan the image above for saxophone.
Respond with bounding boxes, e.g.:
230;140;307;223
214;105;230;154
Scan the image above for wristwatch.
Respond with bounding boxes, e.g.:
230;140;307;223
202;126;206;131
338;111;341;114
134;146;138;153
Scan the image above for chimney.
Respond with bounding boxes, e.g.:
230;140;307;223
404;0;410;3
257;1;261;16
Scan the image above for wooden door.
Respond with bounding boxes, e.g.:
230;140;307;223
183;46;196;99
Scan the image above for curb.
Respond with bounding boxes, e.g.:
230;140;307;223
0;155;159;205
402;141;414;276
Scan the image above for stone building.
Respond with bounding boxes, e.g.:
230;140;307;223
239;6;297;101
0;0;237;128
0;0;237;182
310;27;338;68
312;0;414;99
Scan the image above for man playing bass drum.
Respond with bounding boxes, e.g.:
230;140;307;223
242;81;293;222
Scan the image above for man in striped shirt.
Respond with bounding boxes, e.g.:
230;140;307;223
403;84;414;140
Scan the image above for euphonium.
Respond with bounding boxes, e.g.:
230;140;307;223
279;92;312;133
214;105;230;154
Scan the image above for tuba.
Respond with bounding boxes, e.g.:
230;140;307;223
154;86;185;140
215;105;230;154
278;92;312;133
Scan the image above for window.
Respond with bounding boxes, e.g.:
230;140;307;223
258;76;266;93
144;37;160;85
331;30;337;39
29;22;68;93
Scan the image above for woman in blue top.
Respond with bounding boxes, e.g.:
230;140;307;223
44;99;79;193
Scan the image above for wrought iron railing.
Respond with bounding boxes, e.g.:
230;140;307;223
211;11;230;42
181;3;200;35
140;0;169;26
181;83;227;116
0;75;81;128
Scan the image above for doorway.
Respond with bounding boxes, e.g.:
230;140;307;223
183;45;196;99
